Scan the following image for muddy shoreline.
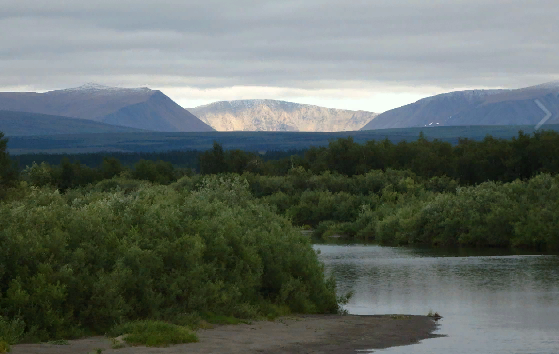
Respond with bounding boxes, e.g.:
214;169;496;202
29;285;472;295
12;314;443;354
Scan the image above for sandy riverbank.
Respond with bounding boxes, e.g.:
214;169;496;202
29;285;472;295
11;314;443;354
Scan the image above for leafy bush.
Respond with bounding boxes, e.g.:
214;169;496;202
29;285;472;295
0;316;25;345
21;162;53;187
0;340;10;353
359;174;559;249
0;176;340;341
286;190;371;227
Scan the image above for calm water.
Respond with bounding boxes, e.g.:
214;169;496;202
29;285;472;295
314;243;559;354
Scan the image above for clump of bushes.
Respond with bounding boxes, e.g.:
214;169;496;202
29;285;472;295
0;176;340;342
108;320;197;347
0;316;25;351
251;168;559;250
352;173;559;249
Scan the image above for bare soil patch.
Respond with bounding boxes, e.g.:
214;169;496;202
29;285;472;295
11;314;443;354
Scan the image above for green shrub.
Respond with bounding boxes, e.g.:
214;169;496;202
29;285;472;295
91;178;147;194
0;176;340;340
0;340;10;353
108;321;197;347
21;162;53;187
0;316;25;345
261;191;296;215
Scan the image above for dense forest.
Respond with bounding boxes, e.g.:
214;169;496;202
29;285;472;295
10;129;559;187
1;129;559;347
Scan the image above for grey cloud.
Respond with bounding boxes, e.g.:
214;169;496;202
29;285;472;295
1;0;558;91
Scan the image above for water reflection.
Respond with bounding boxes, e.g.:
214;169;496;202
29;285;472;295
314;243;559;354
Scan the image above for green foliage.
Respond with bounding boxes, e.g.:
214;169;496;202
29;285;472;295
108;321;197;347
0;176;340;341
133;159;175;184
243;168;559;251
365;174;559;249
101;157;125;180
199;141;227;174
22;162;53;187
0;316;25;345
90;178;147;194
110;337;126;349
12;130;559;195
4;129;559;343
199;142;263;175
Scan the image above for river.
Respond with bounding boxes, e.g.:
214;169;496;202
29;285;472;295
314;242;559;354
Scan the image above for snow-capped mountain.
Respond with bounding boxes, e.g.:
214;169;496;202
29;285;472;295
189;100;378;132
58;83;151;93
361;81;559;130
0;84;214;132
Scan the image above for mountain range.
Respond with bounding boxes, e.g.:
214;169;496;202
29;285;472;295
0;83;214;134
361;81;559;130
189;100;378;132
2;81;559;137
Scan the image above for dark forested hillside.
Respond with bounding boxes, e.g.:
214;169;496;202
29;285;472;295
7;124;559;155
0;110;144;136
11;129;559;187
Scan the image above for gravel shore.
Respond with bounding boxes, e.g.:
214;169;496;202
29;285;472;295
11;314;443;354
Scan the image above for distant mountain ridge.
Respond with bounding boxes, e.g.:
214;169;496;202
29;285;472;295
0;110;144;136
361;81;559;130
189;99;378;132
0;84;214;133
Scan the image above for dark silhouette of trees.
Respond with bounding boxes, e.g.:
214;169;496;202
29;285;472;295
10;130;559;190
199;142;227;174
0;132;18;198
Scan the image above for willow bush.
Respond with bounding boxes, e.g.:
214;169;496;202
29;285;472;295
351;173;559;249
0;176;339;342
240;168;559;251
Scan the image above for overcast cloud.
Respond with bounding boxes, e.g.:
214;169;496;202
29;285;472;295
1;0;558;112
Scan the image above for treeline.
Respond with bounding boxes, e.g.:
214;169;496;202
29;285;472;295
10;147;302;191
22;158;186;192
195;130;559;184
17;150;297;192
12;149;302;171
6;130;559;190
12;150;203;170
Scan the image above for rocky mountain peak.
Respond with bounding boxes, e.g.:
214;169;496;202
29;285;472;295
190;99;377;132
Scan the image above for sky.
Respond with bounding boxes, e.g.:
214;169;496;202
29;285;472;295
1;0;558;113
